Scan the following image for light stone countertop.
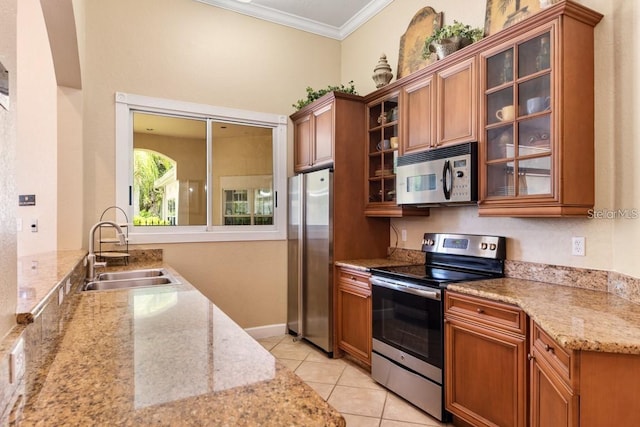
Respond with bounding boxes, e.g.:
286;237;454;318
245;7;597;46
448;278;640;355
335;258;416;272
17;263;345;426
337;258;640;355
17;250;87;315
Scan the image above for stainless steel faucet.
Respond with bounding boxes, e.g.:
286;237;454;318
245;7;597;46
86;220;126;282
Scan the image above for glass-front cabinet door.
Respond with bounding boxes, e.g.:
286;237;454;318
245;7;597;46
481;28;553;201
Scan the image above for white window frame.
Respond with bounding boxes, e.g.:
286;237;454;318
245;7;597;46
115;92;287;243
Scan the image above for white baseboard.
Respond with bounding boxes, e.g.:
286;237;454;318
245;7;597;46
244;323;288;339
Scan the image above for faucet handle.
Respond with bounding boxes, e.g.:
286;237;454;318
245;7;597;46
94;261;108;269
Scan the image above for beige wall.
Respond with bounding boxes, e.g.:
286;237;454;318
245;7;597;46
57;86;84;250
16;0;58;256
609;1;640;276
81;0;341;327
342;0;640;277
0;0;18;339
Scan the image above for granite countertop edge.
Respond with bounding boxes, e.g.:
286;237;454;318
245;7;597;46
17;256;346;426
337;258;640;356
448;278;640;355
335;258;416;271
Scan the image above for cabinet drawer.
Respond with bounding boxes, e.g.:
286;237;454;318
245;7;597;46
445;292;526;335
531;321;575;386
337;268;370;290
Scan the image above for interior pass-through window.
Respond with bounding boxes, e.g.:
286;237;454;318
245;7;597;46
115;92;287;243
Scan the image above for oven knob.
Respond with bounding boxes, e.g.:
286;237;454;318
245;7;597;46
480;242;488;250
423;239;435;246
456;171;464;178
489;243;497;251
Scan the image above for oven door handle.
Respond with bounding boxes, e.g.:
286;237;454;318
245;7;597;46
370;277;441;300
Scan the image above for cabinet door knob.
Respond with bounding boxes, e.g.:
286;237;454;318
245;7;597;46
527;353;535;361
476;308;484;314
351;276;356;281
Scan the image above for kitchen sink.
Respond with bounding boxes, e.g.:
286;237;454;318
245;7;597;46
83;270;180;291
96;268;168;281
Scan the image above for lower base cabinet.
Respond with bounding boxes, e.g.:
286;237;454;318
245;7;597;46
446;293;640;427
530;321;579;427
531;321;640;427
336;267;371;366
445;292;527;427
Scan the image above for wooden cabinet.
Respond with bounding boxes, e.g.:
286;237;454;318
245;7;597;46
292;92;358;173
336;267;372;366
400;75;435;153
478;4;603;216
445;292;527;427
436;57;477;148
400;57;477;155
530;321;579;427
291;94;390;356
364;92;430;217
530;321;640;427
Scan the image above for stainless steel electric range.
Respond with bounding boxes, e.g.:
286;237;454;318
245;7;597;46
369;233;506;421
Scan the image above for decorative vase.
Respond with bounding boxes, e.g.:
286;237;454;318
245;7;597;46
431;39;459;60
372;54;393;88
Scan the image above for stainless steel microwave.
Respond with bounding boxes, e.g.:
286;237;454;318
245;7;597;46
396;142;477;206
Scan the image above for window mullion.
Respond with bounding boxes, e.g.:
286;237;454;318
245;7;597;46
206;118;213;230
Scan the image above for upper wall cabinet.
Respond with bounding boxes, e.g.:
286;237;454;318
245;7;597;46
400;56;477;155
292;97;335;173
478;2;603;216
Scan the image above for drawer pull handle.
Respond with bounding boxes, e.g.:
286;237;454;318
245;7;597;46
351;276;357;281
476;308;484;314
544;344;554;353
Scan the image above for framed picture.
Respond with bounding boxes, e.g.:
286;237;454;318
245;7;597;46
484;0;544;36
397;7;443;80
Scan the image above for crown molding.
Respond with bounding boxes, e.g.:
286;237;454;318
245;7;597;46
193;0;392;40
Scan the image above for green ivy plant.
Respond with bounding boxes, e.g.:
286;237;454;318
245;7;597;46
292;81;358;110
422;20;484;59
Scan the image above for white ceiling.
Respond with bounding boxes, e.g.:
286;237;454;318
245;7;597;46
194;0;393;40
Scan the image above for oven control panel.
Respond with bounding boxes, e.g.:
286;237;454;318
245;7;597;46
422;233;506;259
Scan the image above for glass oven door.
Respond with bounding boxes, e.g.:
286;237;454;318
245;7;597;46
371;277;443;371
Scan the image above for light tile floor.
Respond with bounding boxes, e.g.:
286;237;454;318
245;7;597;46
258;334;453;427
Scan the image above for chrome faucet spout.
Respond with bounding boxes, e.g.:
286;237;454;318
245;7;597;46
86;220;126;282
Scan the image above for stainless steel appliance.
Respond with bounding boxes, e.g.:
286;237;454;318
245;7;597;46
396;142;477;206
370;233;506;421
287;169;334;354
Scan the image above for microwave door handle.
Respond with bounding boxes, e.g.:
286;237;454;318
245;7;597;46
443;160;452;200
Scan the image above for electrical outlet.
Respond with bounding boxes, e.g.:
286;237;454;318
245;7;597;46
401;229;407;242
572;236;585;256
9;337;25;384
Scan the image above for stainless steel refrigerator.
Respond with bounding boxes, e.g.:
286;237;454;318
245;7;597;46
287;168;333;354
